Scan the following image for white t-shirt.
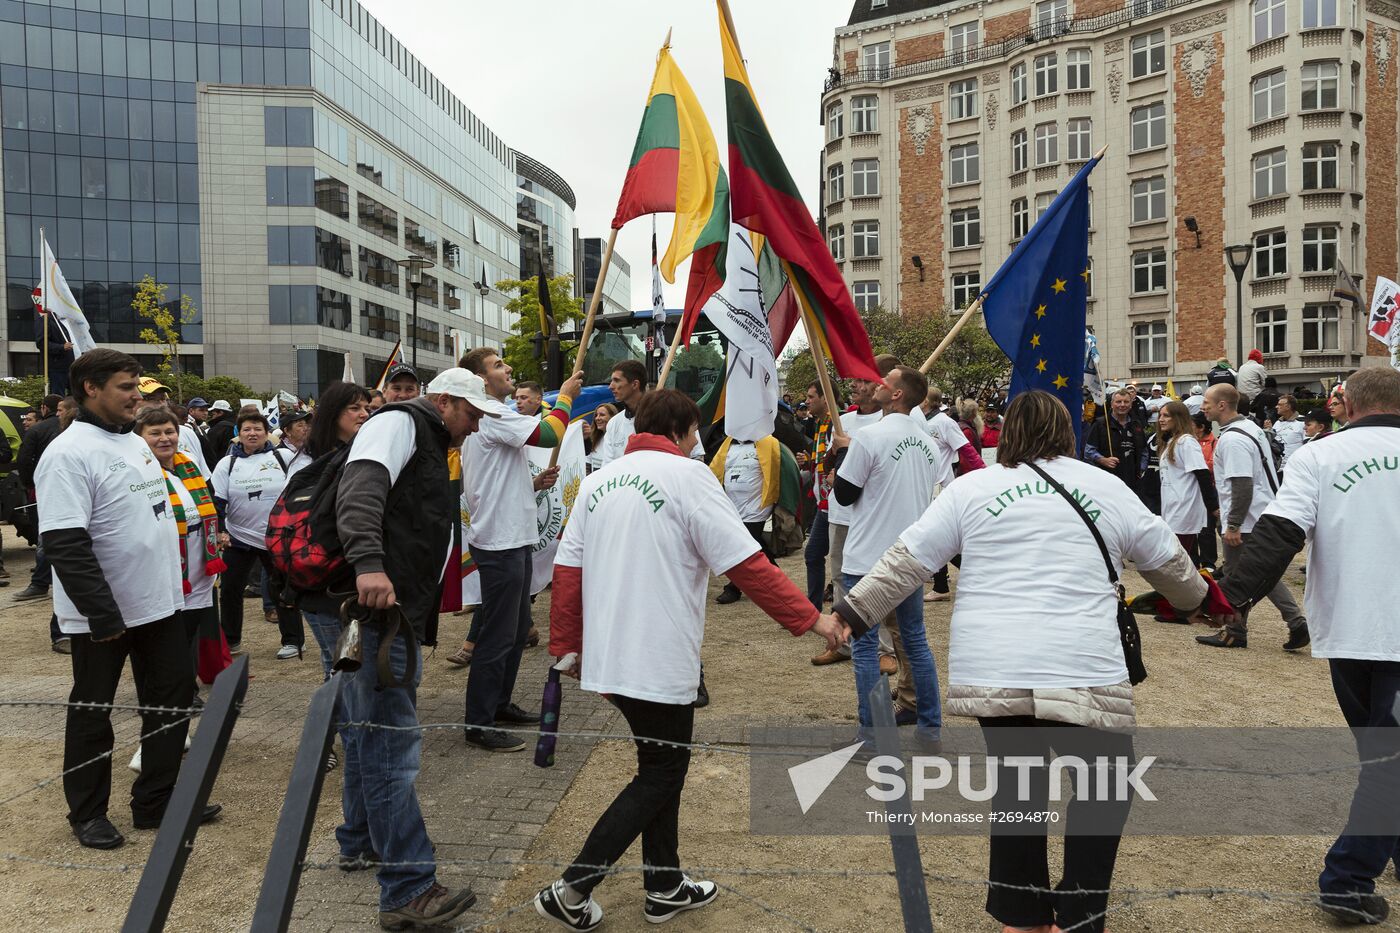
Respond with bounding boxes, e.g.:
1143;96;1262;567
1184;394;1205;416
172;477;215;610
1273;417;1306;465
919;409;973;486
463;407;540;551
599;409;636;466
211;448;291;548
36;421;184;635
1158;433;1208;534
1145;395;1169;424
347;410;417;483
1262;423;1400;660
897;457;1180;688
557;448;759;704
1214;417;1278;533
178;424;210;477
827;409;883;527
840;412;949;575
722;441;771;522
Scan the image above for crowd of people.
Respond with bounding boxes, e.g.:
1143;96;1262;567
4;339;1395;931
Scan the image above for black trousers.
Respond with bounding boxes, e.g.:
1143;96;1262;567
978;715;1135;933
563;695;692;895
219;545;302;648
65;613;193;825
1197;515;1219;569
721;521;775;596
464;544;533;727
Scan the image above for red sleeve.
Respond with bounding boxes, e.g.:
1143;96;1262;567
722;553;819;636
957;444;986;473
548;564;584;657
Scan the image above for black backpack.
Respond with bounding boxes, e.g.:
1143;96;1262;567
264;445;354;598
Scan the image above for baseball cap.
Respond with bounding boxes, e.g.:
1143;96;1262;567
1190;384;1203;395
1150;384;1162;391
138;376;170;395
281;409;312;427
187;397;209;409
385;361;418;384
210;399;232;412
425;368;506;417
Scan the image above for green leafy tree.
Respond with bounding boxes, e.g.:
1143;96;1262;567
132;274;198;398
494;274;585;383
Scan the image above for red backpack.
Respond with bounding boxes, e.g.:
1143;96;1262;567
265;445;355;596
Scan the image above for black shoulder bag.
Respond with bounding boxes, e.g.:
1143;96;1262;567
1026;462;1148;685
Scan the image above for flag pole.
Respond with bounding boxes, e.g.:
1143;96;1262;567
918;293;985;375
782;257;846;439
548;227;617;469
656;315;687;387
40;227;49;396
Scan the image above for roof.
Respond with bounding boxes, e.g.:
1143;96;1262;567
513;152;577;212
846;0;959;26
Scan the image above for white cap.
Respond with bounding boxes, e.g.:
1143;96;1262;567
1151;384;1163;391
1190;384;1203;395
210;399;232;412
425;368;507;417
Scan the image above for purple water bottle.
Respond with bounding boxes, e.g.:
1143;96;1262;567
534;653;576;768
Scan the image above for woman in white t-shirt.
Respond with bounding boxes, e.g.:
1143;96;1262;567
1155;400;1219;563
211;411;301;659
583;403;616;473
830;391;1208;933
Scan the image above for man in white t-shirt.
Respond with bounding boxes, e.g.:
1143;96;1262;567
1184;384;1205;416
917;386;987;601
37;349;216;851
1212;367;1400;925
714;438;775;604
833;366;949;743
1145;384;1169;426
599;360;647;467
1271;394;1307;467
1196;384;1308;649
459;348;583;752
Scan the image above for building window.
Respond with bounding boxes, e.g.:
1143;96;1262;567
1252;69;1287;122
950;78;979;120
1067;117;1092;160
1034;52;1058;97
1084;257;1095;296
1012;130;1029;172
1303;0;1339;28
1254;230;1288;277
853;220;880;258
1132;321;1168;364
952;271;981;307
827;163;845;202
950;142;980;184
1131;175;1166;222
268;285;316;325
827;102;843;141
1011;62;1028;105
853;280;881;311
1252;148;1287;199
360;299;401;341
266;166;314;207
414;273;440;308
315;172;350;220
950;22;979;52
1012;198;1030;239
267;225;315;265
1035;191;1055;221
314;111;349;164
1130;30;1166;78
828;224;845;261
404;218;439;260
1253;0;1287;43
1130;102;1166;151
951;207;982;248
359;244;401;293
1034;123;1058;166
315;229;352;277
1303;304;1340;350
1035;0;1068;36
1302;61;1340;110
851;95;879;133
264;106;313;147
1351;141;1361;190
1254;307;1288;353
1302;224;1338;271
852;159;880;197
1132;248;1167;293
1302;141;1340;189
1066;49;1092;90
1351;62;1361;110
356;139;399;190
357;193;399;243
861;41;890;78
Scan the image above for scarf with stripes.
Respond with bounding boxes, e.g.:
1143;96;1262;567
165;452;226;594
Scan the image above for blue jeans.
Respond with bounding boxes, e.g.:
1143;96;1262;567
464;544;533;727
32;545;52;588
844;573;941;737
305;610;348;739
1319;658;1400;897
804;510;830;611
337;623;436;911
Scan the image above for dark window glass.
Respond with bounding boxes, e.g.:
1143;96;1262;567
156;221;179;261
415;272;438;308
153;161;176;202
404;217;437;260
357;192;397;242
130;160;153;200
53;91;79;133
263;104;284;145
359;299;400;340
108;220;131;260
56;154;80;192
2;85;27;129
129;98;152;140
2;150;28;193
106;159;129;200
131;220;155;262
265;165;287;205
287;224;314;265
315;227;350;275
81;156;105;198
103;96;127;136
151;99;175;141
79;94;103;136
316;286;351;330
30;153;56;195
312;170;346;216
358;244;399;293
176;162;197;202
28;89;53;132
284;105;311;145
266;223;287;264
269;283;289;324
180;223;199;263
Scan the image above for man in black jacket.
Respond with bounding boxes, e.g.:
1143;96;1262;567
202;400;235;464
36;314;75;396
1084;387;1148;496
15;395;75;608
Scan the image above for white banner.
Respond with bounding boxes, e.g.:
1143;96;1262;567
39;234;97;356
704;225;778;442
1368;276;1399;348
341;352;355;385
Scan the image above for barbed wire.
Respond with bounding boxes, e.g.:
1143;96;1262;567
0;699;207;716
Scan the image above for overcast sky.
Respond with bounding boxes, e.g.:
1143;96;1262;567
360;0;854;315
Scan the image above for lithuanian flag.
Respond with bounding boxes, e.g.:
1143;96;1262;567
613;41;729;326
718;1;879;382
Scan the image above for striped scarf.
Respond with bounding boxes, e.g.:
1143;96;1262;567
813;416;833;508
165;453;226;595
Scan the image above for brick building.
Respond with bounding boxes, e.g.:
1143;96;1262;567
821;0;1400;390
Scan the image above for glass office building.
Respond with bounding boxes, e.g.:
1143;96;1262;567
0;0;566;393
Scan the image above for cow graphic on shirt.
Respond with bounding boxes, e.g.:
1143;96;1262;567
151;500;167;520
247;489;263;501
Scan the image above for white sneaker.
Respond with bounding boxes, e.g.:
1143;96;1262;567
644;875;719;923
275;645;301;660
534;880;603;931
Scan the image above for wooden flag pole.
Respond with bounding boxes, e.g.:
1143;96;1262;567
783;257;846;439
656;314;687;388
546;226;617;469
918;293;985;375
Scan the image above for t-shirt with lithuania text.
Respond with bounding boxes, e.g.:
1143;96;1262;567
556;448;760;704
36;420;184;635
840;412;949;576
896;457;1180;688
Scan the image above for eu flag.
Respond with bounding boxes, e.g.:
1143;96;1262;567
982;154;1102;441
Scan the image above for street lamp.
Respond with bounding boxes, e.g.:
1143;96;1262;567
397;254;435;372
1224;243;1253;365
472;266;491;349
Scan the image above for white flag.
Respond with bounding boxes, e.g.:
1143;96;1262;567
703;225;778;443
651;225;666;327
39;235;97;356
1368;276;1400;347
342;352;355;384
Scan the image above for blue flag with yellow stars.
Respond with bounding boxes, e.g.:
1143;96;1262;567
982;153;1103;442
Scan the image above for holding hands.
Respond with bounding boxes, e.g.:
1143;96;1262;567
811;613;852;653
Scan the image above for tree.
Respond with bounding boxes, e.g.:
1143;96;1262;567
495;274;585;383
132;275;197;398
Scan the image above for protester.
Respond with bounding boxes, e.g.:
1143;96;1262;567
955;398;984;456
185;397;210;434
598;360;646;466
1254;376;1281;424
916;386;987;601
210;410;302;658
1272;394;1306;466
1212;367;1400;925
37;349;221;850
36;313;75;395
1184;384;1205;416
276;409;314;476
822;376;884;667
980;405;1002;450
1237;349;1268;405
1155;401;1217;588
334;367;495;929
368;388;386;412
803;382;837;618
830;390;1207;933
458;348;581;752
1196;384;1309;650
1145;384;1169;426
1085;387;1148;496
1328;382;1348;430
1304;407;1332;442
20;409;36;429
710;434;791;604
535;389;847;930
1207;358;1238;387
16;394;73;607
514;381;544;417
203;399;235;464
583;403;616;473
383;362;422;403
1191;411;1219;573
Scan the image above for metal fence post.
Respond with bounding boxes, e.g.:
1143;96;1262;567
122;654;250;933
868;673;935;933
250;673;344;932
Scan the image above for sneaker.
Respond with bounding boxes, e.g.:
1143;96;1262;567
644;875;718;923
13;584;48;601
924;590;949;602
228;642;244;656
463;727;525;752
534;880;603;932
715;586;741;605
379;883;476;931
51;638;72;655
325;747;339;772
1196;629;1247;649
445;644;473;667
1318;892;1390;925
495;703;538;725
275;644;301;660
1283;626;1311;652
810;647;850;666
